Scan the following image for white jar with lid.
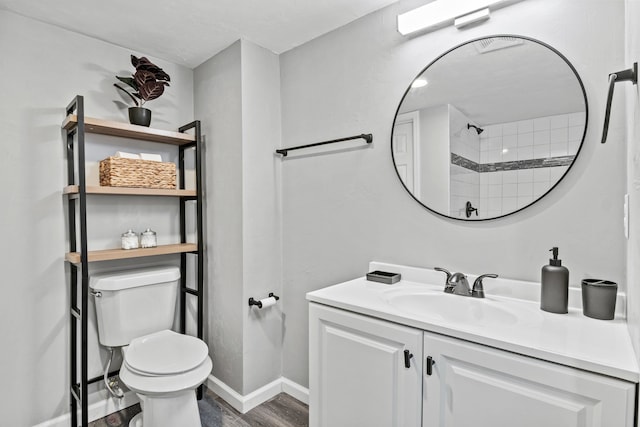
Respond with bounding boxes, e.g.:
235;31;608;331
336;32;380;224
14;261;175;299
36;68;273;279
140;228;157;248
121;229;139;250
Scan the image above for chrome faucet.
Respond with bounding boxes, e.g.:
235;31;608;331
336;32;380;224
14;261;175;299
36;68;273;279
435;268;498;298
449;272;471;296
471;274;499;298
434;267;453;292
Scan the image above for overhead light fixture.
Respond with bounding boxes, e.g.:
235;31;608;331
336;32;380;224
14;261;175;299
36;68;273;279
454;8;490;28
411;78;428;88
397;0;523;36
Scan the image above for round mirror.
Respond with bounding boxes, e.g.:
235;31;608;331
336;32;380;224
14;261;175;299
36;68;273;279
391;35;588;220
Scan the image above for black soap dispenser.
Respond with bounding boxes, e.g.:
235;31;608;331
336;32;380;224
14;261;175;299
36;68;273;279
541;247;569;313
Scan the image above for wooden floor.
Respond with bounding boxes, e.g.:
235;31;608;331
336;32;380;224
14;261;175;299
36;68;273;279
89;389;309;427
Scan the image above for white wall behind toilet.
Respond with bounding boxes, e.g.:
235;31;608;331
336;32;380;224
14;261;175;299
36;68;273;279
279;0;629;388
0;10;195;426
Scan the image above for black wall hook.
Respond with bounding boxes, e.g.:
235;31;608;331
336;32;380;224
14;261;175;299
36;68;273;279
602;62;637;144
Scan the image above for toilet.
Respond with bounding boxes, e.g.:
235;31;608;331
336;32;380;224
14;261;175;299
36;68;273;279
90;267;212;427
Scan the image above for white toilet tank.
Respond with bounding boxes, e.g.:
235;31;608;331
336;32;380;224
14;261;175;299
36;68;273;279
90;266;180;347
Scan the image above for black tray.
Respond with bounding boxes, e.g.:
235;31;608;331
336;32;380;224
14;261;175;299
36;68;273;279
366;270;401;284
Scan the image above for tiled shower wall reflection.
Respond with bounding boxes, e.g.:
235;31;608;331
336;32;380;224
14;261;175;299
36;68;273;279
477;166;570;218
450;164;480;218
450;112;585;219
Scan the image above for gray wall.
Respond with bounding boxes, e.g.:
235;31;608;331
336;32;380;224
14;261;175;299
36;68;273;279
194;41;245;393
280;0;628;387
240;41;283;394
194;40;283;396
0;10;194;426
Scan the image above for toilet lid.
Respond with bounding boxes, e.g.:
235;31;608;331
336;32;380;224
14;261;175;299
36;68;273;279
125;330;209;376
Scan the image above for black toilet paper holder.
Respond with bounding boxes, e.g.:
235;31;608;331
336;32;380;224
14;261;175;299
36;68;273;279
248;292;280;308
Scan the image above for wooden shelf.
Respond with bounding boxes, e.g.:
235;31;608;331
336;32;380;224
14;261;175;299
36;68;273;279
63;185;196;197
66;243;198;264
62;115;195;146
63;96;204;426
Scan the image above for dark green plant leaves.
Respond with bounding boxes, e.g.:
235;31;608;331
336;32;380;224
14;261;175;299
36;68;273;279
116;76;138;91
113;83;140;106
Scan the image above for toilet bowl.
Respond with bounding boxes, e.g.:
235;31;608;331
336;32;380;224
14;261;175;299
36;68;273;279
90;267;212;427
119;329;212;427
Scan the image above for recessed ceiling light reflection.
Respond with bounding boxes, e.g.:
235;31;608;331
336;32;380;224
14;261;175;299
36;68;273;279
411;78;428;88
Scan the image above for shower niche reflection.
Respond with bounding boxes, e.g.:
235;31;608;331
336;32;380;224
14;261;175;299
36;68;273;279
392;36;587;220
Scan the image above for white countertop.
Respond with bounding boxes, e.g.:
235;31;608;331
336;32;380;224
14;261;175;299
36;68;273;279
306;262;639;383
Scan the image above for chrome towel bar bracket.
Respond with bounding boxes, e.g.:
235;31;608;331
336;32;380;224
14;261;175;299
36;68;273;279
602;62;637;144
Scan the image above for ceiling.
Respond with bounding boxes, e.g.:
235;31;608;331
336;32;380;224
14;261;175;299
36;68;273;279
0;0;399;68
399;37;586;125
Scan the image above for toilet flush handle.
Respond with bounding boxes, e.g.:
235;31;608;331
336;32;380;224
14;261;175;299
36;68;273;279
90;290;102;298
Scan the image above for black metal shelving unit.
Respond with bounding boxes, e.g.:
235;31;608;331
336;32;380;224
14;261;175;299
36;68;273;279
63;95;204;427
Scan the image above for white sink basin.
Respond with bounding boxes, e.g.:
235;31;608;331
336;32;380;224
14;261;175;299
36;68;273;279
385;291;518;326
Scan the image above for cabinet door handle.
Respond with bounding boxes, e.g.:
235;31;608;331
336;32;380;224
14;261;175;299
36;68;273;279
404;349;413;368
426;356;435;376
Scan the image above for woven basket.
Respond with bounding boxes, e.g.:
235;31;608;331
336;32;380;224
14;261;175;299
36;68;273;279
99;157;176;189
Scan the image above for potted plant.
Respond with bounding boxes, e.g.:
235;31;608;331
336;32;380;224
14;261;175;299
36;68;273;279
114;55;170;127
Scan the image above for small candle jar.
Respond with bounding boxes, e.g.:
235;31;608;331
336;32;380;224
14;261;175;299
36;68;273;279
121;229;139;250
140;228;157;248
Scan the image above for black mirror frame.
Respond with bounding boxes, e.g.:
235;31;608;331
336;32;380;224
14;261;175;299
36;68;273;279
391;34;589;221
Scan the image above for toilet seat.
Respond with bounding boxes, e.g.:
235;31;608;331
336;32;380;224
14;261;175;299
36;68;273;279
119;329;212;396
124;329;209;376
120;355;212;396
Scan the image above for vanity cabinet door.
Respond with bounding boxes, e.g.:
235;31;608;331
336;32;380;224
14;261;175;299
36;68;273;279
309;303;423;427
423;331;636;427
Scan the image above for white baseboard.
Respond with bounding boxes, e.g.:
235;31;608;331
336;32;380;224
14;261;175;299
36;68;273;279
281;377;309;405
32;391;139;427
206;375;309;414
34;376;308;426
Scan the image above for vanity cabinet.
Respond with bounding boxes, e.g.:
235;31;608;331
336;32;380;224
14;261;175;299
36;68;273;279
310;303;636;427
309;303;423;427
423;331;636;427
